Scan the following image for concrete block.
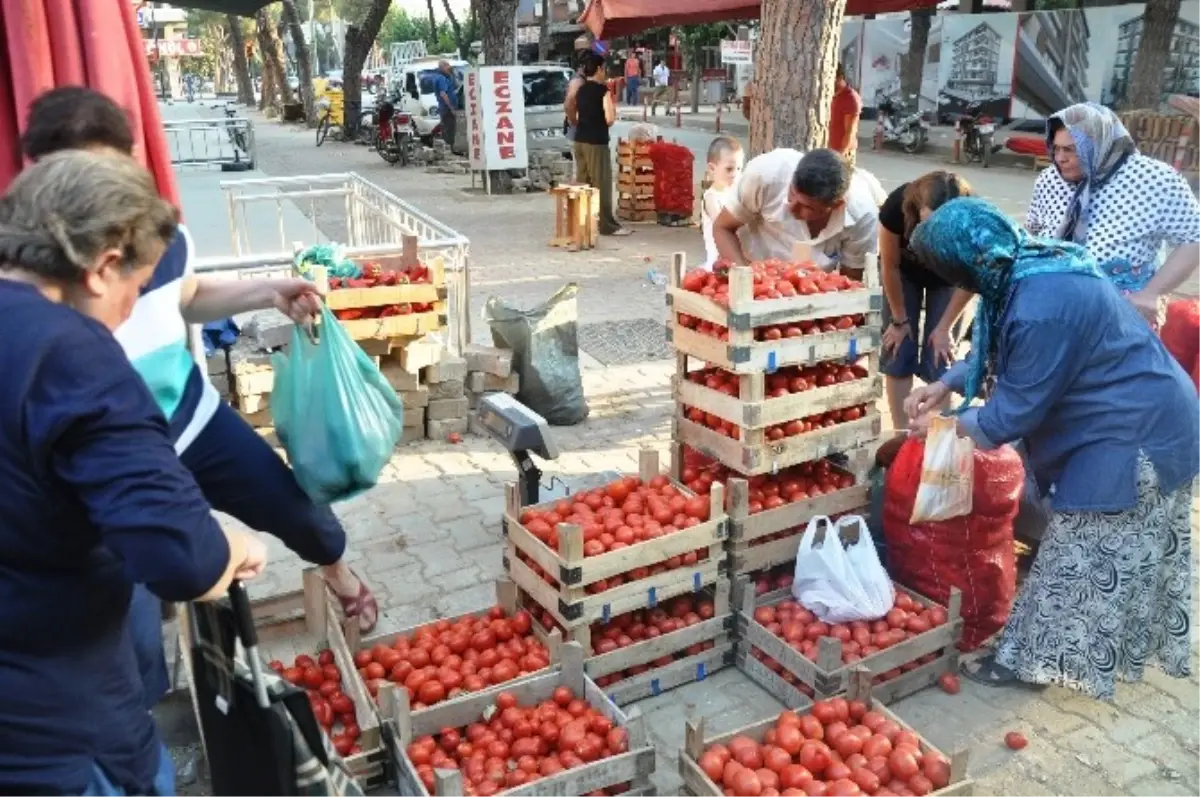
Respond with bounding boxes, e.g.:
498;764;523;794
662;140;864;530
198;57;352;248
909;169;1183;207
399;385;430;409
403;407;425;429
398;425;425;445
236;393;270;414
466;371;519;393
398;338;444;373
463;344;512;377
233;368;274;397
206;352;228;377
228;338;274;376
427;397;469;420
380;362;421;392
424;354;467;383
428;379;465;400
427;417;469;439
242;309;294;351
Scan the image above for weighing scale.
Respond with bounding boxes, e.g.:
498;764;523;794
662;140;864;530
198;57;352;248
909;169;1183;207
475;394;561;507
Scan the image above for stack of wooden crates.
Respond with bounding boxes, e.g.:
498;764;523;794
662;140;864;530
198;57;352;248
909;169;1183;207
615;138;655;223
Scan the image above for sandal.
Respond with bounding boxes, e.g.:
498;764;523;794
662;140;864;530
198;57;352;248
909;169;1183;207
961;653;1048;690
331;571;379;634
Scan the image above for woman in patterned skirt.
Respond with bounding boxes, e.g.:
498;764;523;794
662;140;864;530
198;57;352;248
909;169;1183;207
1027;102;1200;324
904;198;1198;701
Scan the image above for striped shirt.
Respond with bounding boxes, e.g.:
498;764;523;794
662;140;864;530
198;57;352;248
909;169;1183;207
113;225;221;453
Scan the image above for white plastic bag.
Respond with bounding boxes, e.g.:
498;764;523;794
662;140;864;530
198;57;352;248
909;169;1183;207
792;514;895;623
910;415;975;523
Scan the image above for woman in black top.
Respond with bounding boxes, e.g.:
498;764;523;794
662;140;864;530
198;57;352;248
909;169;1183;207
878;171;974;429
566;53;629;236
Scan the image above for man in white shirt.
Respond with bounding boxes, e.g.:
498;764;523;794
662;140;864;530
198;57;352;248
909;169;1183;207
712;148;886;277
647;59;673;115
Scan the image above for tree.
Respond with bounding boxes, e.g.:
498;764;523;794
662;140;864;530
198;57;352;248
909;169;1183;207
425;0;439;46
228;15;256;105
478;0;519;65
343;0;393;136
677;24;725;114
442;0;469;58
749;0;847;156
281;0;317;122
538;0;550;62
255;8;292;116
1126;0;1181;111
899;8;932;102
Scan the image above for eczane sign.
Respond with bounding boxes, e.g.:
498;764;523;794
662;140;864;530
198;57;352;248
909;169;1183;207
464;67;528;171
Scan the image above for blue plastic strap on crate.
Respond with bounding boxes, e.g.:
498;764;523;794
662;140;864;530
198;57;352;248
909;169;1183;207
650;678;661;696
697;662;708;680
647;586;658;608
602;603;611;622
767;350;778;373
848;337;858;361
692;572;702;592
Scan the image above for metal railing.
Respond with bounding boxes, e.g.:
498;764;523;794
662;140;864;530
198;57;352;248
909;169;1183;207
163;117;256;171
193;172;471;354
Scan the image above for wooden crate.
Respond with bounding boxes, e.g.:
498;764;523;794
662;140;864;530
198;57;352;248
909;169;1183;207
307;235;448;342
185;569;388;790
677;672;973;796
503;449;729;629
673;408;882;476
384;642;656;796
616;139;654;171
348;579;563;718
526;581;736;706
667;249;882;374
551;184;600;251
734;575;963;704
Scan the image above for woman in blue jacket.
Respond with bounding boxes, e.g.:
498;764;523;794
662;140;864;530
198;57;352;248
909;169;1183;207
905;198;1198;701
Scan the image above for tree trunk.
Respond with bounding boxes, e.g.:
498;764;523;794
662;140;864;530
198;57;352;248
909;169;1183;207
750;0;848;156
343;0;393;138
228;15;255;105
1126;0;1180;111
255;13;279;112
900;8;932;102
442;0;466;57
689;50;702;114
426;0;439;46
538;0;550;62
281;0;317;122
480;0;519;65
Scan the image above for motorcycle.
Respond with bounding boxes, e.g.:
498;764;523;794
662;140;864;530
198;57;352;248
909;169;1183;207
955;101;999;168
876;95;928;154
374;95;416;167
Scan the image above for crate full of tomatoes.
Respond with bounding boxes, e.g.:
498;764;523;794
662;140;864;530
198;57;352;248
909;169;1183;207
502;449;728;629
389;642;655;796
736;575;963;704
678;680;971;796
648;140;695;216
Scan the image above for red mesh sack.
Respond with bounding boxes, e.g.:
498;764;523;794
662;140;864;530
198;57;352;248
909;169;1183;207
648;140;694;215
1162;299;1199;376
882;437;1022;651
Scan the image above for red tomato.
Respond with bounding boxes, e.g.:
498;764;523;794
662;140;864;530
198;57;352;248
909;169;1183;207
938;673;961;695
1004;731;1028;750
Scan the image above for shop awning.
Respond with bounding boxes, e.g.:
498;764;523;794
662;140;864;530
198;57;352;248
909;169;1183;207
0;0;178;204
580;0;943;40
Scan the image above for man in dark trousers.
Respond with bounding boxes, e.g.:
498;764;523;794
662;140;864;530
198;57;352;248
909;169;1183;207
434;60;457;148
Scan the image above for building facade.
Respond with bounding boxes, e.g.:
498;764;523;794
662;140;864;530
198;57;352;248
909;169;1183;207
1110;13;1200;107
947;21;1002;98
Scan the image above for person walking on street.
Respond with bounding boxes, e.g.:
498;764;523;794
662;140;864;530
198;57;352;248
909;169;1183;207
648;59;672;115
567;53;631;237
828;64;862;167
434;60;457;149
624;50;642;106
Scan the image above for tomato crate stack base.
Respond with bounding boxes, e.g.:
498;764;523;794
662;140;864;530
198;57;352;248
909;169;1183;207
346;578;563;723
502;449;729;631
616;138;656;223
677;672;973;796
733;575;964;706
384;642;656;796
176;568;388;790
518;579;736;707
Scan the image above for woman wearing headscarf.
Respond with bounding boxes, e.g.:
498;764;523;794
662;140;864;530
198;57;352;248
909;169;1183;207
0;151;268;794
904;197;1198;701
1027;102;1200;323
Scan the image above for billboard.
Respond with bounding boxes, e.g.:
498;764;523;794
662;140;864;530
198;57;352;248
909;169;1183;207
464;68;529;171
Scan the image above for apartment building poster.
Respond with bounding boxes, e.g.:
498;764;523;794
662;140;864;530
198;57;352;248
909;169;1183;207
858;13;945;117
936;13;1018;122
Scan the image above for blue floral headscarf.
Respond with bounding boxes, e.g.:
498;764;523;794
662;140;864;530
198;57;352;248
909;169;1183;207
1048;103;1136;246
910;198;1106;410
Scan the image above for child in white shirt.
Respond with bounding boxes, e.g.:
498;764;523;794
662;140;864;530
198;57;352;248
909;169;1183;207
701;136;744;270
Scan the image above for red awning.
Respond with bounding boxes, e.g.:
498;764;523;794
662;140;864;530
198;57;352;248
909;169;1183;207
580;0;943;40
0;0;179;205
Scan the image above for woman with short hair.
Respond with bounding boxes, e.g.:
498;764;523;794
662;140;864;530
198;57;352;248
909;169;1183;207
566;52;630;237
0;151;267;794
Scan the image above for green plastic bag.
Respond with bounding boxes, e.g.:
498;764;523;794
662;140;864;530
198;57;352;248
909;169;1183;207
271;306;403;503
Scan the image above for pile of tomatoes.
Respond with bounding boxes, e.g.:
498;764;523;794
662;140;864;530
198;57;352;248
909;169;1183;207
751;566;796;596
678;455;855;513
696;699;952;796
404;687;632;796
515;474;715;595
350;606;551;711
270;651;364;757
327;261;437;321
752;590;949;669
684;402;870;442
677;313;866;344
680;261;862;304
687;363;869;401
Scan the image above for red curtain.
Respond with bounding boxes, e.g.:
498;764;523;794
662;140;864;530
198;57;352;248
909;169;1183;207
0;0;179;205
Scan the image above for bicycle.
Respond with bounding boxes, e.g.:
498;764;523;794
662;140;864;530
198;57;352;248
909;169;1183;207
315;104;375;147
223;104;248;153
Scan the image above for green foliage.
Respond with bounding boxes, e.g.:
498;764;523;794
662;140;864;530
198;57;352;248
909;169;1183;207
379;7;457;52
674;23;726;58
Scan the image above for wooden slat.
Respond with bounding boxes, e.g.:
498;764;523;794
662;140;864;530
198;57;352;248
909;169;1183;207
676;372;882;430
669;322;882;374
